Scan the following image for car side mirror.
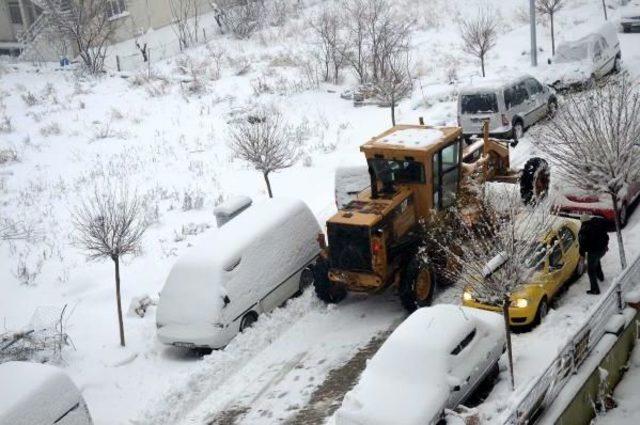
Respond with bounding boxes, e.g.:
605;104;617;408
223;295;231;307
453;385;461;392
548;58;552;65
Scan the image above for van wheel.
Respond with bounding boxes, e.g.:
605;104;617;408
400;256;435;312
298;266;314;294
512;120;524;141
240;312;258;332
312;257;347;304
520;157;550;205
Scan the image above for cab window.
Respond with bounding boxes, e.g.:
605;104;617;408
558;226;576;252
433;140;461;210
369;158;426;184
525;78;543;96
549;238;564;269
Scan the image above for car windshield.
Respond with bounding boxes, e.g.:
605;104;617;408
523;242;547;271
555;42;590;63
460;93;499;114
368;158;425;184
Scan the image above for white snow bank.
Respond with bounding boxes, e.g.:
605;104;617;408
335;305;503;425
378;128;444;148
0;361;88;425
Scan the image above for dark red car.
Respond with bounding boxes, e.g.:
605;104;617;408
556;183;640;227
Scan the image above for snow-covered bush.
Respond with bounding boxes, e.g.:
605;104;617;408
21;91;39;107
220;0;264;39
0;114;11;134
127;295;157;318
0;148;18;164
39;122;61;137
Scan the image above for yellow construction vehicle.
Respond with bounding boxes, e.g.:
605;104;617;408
313;120;550;311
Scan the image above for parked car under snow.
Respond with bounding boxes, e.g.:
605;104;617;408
555;183;640;227
335;305;505;425
0;361;93;425
620;6;640;32
156;198;321;349
544;23;622;91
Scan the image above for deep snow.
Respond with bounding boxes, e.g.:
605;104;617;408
1;0;640;424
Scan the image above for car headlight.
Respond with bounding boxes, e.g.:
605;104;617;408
512;298;529;308
463;291;473;302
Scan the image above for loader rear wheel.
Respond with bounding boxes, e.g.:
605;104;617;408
312;256;347;304
400;257;435;312
520;157;550;205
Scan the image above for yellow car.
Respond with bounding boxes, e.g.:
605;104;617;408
462;218;583;327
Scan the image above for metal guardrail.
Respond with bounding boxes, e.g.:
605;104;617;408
502;254;640;424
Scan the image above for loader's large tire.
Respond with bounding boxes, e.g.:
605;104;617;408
520;157;550;205
312;256;347;304
400;256;435;312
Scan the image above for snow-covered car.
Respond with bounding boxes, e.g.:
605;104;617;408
335;305;505;425
0;361;93;425
555;183;640;227
545;23;622;91
156;198;321;349
621;6;640;32
457;75;557;141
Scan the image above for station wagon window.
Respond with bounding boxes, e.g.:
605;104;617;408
8;1;22;24
504;83;529;109
593;39;603;60
451;328;476;355
525;78;543;96
460;93;499;114
524;242;546;271
558;227;576;252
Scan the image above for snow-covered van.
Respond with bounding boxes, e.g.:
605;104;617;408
545;23;622;91
0;361;93;425
335;305;505;425
457;75;557;142
156;198;321;349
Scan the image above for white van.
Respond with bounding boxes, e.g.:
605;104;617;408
457;75;557;142
156;198;321;349
0;361;93;425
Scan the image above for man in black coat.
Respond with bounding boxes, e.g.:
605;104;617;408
578;215;609;295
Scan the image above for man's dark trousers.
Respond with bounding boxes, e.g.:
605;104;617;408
587;250;605;293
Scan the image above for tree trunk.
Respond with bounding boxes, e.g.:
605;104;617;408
391;99;396;126
113;256;125;347
611;194;627;269
550;13;555;55
502;295;515;390
480;55;486;77
602;0;608;21
263;172;273;198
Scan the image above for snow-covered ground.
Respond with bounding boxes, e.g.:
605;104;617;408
2;0;640;424
594;344;640;425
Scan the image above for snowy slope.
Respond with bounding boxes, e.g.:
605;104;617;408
1;0;640;424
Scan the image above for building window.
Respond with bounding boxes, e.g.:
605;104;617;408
106;0;127;18
8;1;23;25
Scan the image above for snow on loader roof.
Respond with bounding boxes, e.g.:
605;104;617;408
362;125;461;153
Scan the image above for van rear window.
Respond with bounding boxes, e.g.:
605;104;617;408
461;93;499;114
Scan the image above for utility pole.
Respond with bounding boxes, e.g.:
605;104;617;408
530;0;538;66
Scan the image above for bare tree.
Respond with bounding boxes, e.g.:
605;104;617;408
218;0;264;39
170;0;204;50
229;110;299;198
536;0;564;55
341;0;369;83
309;6;346;84
374;53;413;125
460;7;498;77
427;186;559;390
42;0;115;74
536;77;640;269
72;186;149;347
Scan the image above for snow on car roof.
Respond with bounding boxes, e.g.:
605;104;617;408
459;74;531;93
376;128;445;148
336;305;503;425
0;361;80;425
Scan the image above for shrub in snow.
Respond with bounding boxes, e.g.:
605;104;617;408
0;305;73;364
219;0;264;39
0;114;11;133
39;122;61;137
128;295;157;318
0;148;18;165
228;108;299;198
21;91;39;107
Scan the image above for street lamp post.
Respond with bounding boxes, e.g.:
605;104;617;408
530;0;538;67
